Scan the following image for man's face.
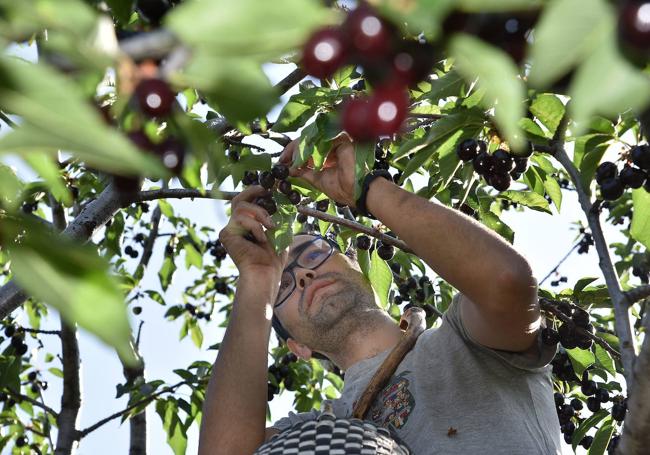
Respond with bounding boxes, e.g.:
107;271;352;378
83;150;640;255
273;234;378;355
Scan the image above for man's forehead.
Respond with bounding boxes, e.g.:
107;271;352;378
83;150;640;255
288;234;317;258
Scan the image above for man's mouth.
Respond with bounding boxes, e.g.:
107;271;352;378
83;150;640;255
305;279;336;310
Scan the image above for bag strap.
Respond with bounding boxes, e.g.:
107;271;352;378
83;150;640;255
352;307;427;419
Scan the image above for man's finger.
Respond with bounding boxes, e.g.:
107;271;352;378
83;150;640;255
279;139;299;165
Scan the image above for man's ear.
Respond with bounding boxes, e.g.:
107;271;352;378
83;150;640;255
287;338;313;361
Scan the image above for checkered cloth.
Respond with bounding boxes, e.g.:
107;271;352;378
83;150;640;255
254;410;411;455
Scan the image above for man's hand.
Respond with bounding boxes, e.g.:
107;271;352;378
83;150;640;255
219;185;288;280
278;137;357;208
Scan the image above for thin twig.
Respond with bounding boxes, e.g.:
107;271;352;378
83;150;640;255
22;328;61;336
0;110;17;128
624;285;650;305
539;241;582;286
78;379;193;437
3;388;58;417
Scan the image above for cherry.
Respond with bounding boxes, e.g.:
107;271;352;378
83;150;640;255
572;308;589;328
513;157;529;174
271;164;290;180
254;196;277;216
297;213;308;223
390;40;436;85
342;96;374;142
492;149;514;174
135;78;175;117
587;396;601;412
596;161;618;184
242;170;259;186
581;379;598;396
367;85;409;136
278;180;292;195
259;171;275;190
27;371;37;381
561;421;575;435
541;327;559;345
156;138;185;175
4;325;15;337
596;388;610;403
620;165;647;188
128;130;155;152
600;177;625;200
554;392;564;406
356;235;371;250
132;306;142;315
618;1;650;64
487;172;511;191
390;262;401;275
136;0;172;26
472;151;494;175
580;436;593;449
377;242;394;260
301;27;349;79
15;343;28;356
456;139;481;161
288;190;301;205
612;402;627;421
15;437;26;448
343;6;396;60
570;398;583;411
630;144;650;170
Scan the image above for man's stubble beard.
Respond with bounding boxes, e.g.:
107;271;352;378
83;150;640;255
297;272;380;354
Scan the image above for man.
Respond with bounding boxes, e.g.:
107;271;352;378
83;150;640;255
198;138;562;454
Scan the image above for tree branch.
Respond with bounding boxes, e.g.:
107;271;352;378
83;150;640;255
624;285;650;305
78;379;192;438
0;110;17;128
274;68;305;96
134;205;162;281
54;320;81;455
3;388;58;417
122;353;147;455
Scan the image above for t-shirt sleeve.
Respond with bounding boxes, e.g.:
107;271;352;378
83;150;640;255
270;409;321;433
442;293;557;372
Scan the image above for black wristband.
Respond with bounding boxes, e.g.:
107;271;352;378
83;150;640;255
355;170;392;219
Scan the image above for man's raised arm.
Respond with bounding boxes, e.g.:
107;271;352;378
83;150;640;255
198;186;287;455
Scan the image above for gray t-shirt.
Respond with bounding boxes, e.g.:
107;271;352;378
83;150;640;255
271;294;562;454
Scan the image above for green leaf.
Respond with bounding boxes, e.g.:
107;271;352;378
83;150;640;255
499;190;552;214
48;367;64;378
23;152;72;206
158;200;175;218
273;100;318;133
0;356;21;392
267;193;296;254
631;188;650;250
528;0;613;88
156;399;188;455
4;219;136;365
189;321;203;349
375;0;454;38
183;243;202;270
574;277;599;293
0;57;166;178
457;0;542;11
567;347;595;377
529;94;565;135
571;410;608;451
369;249;393;310
358;248;370;278
449;35;526;151
0;164;23;210
423;71;464;104
588;415;614;455
594;344;616;376
159;256;177;291
542;175;562;212
166;0;331;61
570;32;650;133
105;0;134;24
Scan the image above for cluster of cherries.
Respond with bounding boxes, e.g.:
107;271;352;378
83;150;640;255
355;234;395;261
3;323;28;356
302;5;435;141
456;138;532;192
267;353;298;400
576;228;595;255
242;164;305;216
595;144;650;200
551;350;626;453
541;301;594;350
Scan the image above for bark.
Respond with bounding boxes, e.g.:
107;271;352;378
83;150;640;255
123;359;147;455
54;320;81;455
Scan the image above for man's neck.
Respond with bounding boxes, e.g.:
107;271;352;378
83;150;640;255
328;312;404;371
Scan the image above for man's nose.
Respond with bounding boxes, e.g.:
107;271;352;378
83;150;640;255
295;269;316;290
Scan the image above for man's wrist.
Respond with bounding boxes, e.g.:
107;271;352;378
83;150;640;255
355;170;393;218
364;175;396;218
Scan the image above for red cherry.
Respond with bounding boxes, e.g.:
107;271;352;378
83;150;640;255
342;6;395;60
156;138;186;175
619;1;650;51
301;27;349;79
391;41;436;85
341;96;374;142
127;130;155;152
135;78;175;117
367;85;409;136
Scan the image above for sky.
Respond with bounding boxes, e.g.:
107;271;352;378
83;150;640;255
0;38;638;455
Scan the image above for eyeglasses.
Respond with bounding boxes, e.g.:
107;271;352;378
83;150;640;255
274;234;341;309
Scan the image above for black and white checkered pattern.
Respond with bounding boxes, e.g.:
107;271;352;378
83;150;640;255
254;410;411;455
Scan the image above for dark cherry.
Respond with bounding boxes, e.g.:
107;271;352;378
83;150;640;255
156;138;185;175
356;235;371;250
596;161;618;184
278;180;292;195
343;6;396;60
377;242;394;260
620;165;647;188
612;402;627;421
301;27;349;79
271;164;290;180
630;144;650;170
288;190;301;205
127;130;155;152
600;177;625;200
618;1;650;64
259;171;275;190
390;40;436;85
136;0;172;26
134;78;175;117
492;149;514;174
472;151;494;175
513;157;529;174
487;172;511;191
242;170;259;186
457;139;481;161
